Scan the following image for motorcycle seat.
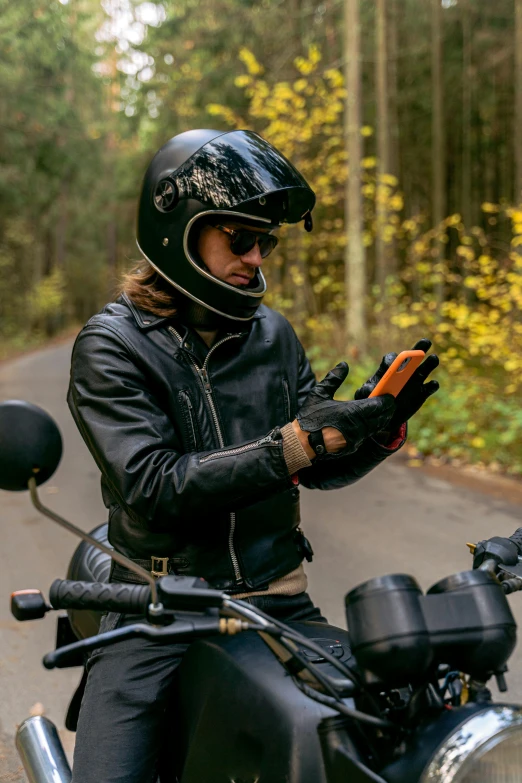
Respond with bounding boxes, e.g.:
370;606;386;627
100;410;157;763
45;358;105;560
66;522;112;640
67;522;112;584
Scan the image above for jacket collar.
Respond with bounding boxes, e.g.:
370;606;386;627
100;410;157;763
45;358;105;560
120;292;265;332
120;293;171;331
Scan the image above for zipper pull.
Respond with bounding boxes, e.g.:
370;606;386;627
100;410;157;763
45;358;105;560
257;434;273;446
198;367;212;393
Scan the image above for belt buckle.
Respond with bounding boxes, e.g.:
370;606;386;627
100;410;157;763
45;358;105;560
151;556;169;577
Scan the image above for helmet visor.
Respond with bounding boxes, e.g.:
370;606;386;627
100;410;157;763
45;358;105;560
174;130;315;222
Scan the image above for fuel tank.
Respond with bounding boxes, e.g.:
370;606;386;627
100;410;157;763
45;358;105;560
168;621;354;783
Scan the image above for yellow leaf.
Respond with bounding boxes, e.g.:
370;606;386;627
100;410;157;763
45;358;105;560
293;78;307;92
239;48;263;75
389;194;403;211
381;173;398;187
234;74;251;88
481;202;500;214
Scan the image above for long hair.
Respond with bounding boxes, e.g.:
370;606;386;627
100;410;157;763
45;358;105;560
118;261;178;318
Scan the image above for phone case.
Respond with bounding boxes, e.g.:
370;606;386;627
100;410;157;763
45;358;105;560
369;350;426;398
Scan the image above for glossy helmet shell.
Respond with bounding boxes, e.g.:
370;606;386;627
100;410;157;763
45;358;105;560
136;129;316;321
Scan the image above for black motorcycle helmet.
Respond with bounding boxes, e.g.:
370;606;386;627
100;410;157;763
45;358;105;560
136;129;316;321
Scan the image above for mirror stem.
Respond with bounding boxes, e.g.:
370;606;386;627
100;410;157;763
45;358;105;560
28;477;161;609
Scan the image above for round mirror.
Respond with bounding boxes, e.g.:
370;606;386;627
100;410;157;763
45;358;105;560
0;400;63;491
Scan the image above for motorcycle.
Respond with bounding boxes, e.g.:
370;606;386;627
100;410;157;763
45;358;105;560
2;398;522;783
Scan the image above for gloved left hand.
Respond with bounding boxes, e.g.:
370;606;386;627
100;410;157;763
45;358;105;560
355;338;440;431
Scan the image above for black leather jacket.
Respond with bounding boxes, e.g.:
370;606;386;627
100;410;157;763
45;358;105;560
67;293;404;591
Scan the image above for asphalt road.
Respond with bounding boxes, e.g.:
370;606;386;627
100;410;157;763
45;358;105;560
2;339;522;780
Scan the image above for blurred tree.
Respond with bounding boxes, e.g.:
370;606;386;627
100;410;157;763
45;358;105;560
431;0;446;304
387;0;400;180
516;0;522;204
461;0;472;229
0;0;111;340
344;0;366;354
375;0;391;292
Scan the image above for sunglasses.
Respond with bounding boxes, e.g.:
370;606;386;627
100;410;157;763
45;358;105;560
214;224;278;259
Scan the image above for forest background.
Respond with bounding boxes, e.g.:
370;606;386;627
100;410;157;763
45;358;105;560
2;0;522;473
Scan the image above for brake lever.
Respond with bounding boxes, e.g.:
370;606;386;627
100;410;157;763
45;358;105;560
466;543;522;578
44;616;255;669
43;617;233;670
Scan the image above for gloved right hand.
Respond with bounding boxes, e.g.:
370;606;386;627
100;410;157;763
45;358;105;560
296;362;396;458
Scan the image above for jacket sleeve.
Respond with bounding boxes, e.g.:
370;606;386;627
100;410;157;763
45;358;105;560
67;322;293;529
294;336;406;490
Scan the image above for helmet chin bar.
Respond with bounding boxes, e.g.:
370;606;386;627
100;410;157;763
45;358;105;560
138;248;267;323
151;208;269;321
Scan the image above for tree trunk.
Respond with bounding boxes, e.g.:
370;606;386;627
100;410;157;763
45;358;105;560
376;0;390;292
516;0;522;204
388;0;400;179
325;0;337;53
431;0;445;304
55;181;68;271
344;0;366;355
461;0;472;229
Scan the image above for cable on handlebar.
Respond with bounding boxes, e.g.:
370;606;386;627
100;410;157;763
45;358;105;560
294;679;394;731
271;632;349;702
225;598;364;686
225;599;393;725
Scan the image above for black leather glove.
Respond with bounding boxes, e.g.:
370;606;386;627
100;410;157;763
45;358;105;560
296;362;396;458
355;338;439;431
473;529;522;569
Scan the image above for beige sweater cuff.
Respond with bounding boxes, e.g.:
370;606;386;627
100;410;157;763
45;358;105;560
280;422;312;475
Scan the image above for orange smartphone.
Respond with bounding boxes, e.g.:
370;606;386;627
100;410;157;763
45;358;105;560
369;350;425;398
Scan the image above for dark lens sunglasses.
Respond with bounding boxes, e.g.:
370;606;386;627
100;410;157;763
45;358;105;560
214;224;278;259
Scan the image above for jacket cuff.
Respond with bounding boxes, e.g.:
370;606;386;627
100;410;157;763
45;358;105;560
280;422;312;475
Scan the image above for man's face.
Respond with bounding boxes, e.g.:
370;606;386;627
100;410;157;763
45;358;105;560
197;220;274;288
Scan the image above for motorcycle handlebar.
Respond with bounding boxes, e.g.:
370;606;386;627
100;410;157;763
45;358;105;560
477;559;522;594
49;579;152;615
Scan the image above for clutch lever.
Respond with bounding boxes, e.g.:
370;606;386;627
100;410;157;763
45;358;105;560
466;543;522;593
43;617;252;670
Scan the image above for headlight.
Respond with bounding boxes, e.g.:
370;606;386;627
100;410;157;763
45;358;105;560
422;706;522;782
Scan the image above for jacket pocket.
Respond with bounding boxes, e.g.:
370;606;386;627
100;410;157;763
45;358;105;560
179;390;201;452
282;377;292;421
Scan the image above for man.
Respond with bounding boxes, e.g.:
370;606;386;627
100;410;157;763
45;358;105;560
68;129;439;782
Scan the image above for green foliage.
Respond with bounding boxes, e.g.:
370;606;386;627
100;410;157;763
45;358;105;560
0;0;116;343
403;373;522;476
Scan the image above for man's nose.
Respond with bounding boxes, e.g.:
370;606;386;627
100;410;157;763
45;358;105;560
240;242;263;268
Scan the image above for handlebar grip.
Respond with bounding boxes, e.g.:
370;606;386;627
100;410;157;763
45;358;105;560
49;579;152;615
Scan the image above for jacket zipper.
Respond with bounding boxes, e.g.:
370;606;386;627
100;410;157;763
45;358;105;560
169;326;245;583
180;391;198;451
199;434;273;463
282;378;291;421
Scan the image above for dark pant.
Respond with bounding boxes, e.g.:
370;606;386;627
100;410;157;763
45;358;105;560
71;592;327;783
